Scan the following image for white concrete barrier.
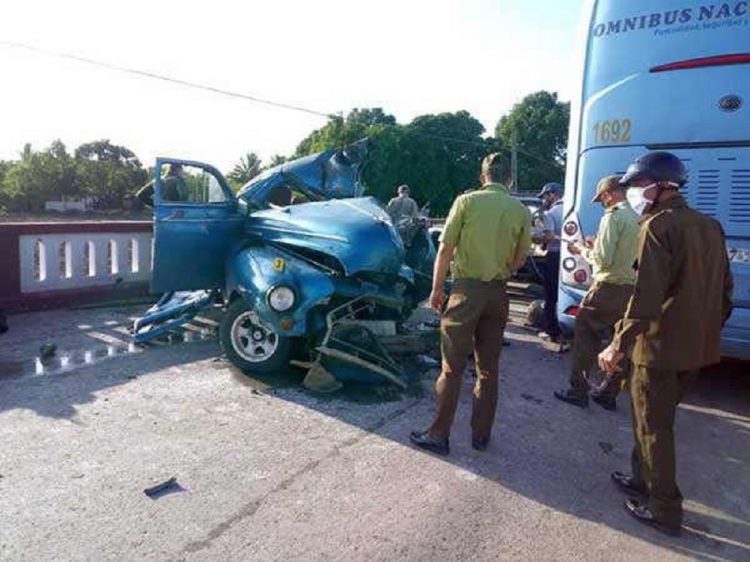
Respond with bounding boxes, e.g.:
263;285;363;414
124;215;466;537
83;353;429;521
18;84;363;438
19;232;152;293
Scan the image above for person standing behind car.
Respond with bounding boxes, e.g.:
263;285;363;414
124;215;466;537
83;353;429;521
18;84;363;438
534;182;564;344
409;152;531;456
386;184;419;225
554;175;639;411
598;152;733;536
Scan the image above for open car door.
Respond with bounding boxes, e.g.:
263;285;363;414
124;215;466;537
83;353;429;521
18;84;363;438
150;158;244;293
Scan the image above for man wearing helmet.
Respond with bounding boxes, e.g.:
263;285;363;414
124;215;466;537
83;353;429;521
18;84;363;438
598;151;734;536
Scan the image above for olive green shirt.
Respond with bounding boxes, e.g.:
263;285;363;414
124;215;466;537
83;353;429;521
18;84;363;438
581;201;639;286
440;183;532;282
385;195;419;224
612;196;734;370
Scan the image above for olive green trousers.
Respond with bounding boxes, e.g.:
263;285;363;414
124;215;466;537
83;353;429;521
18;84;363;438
630;365;697;528
569;282;633;398
429;279;509;441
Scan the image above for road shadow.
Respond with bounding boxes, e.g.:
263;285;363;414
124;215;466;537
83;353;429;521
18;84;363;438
2;308;747;560
243;325;750;562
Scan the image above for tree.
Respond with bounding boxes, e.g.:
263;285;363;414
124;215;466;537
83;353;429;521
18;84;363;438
228;152;263;188
292;108;493;215
495;91;570;192
295;107;397;157
74;140;147;209
267;154;288;168
364;111;494;214
1;140;78;212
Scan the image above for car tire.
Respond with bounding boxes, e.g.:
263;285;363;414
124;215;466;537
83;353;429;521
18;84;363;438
220;298;294;374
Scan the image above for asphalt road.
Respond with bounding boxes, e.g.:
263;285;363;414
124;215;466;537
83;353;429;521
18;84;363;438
0;301;748;561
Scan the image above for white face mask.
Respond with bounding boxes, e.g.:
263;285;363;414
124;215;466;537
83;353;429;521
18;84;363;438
626;184;657;216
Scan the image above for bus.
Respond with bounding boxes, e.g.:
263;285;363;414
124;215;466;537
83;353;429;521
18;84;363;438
558;0;750;360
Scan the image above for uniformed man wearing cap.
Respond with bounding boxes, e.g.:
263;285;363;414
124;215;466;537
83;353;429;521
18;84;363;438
535;182;565;344
410;153;531;455
385;184;419;225
554;175;639;411
598;152;734;536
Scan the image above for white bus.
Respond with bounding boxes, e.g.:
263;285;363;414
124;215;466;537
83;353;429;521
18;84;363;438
559;0;750;359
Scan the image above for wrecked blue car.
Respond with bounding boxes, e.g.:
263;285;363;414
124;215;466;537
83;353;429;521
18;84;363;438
133;140;435;387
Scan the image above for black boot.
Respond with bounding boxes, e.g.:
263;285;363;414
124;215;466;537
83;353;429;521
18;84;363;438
553;388;589;408
592;392;617;411
409;430;449;456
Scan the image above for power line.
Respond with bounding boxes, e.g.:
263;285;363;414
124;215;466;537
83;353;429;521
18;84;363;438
1;40;564;172
410;129;563;173
0;40;338;119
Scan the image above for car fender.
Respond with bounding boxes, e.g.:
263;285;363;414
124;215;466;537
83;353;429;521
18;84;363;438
225;245;336;337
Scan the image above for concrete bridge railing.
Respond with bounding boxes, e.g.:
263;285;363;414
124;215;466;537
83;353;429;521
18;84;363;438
1;221;153;311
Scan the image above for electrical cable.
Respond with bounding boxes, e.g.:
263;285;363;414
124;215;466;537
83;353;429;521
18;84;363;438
1;40;564;178
0;40;338;119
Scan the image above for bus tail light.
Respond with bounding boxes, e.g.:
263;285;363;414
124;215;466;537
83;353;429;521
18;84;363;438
651;53;750;73
560;211;593;290
563;221;579;237
564;306;580;317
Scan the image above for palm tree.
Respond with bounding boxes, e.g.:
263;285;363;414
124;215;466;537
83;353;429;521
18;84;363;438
228;152;262;185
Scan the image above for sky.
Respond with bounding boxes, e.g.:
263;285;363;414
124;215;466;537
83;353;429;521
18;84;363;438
0;0;585;172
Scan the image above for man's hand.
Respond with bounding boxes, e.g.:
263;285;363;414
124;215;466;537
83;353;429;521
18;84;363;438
567;241;582;255
429;288;445;312
584;236;596;249
598;344;625;376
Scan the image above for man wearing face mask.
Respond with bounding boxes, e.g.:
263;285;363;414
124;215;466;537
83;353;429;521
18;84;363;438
598;152;734;536
554;175;639;411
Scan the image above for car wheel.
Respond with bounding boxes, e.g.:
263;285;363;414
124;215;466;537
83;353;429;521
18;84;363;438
220;299;294;374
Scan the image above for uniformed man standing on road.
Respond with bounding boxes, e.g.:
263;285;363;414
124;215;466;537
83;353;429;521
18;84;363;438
535;182;565;344
598;152;734;536
554;175;639;411
410;153;531;455
385;184;419;225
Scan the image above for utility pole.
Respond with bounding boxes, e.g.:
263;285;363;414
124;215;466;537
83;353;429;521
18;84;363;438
511;131;519;191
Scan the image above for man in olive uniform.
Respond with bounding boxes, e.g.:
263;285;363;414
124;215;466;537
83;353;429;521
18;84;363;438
385;184;419;225
554;175;639;411
135;163;189;207
598;152;734;536
410;153;531;455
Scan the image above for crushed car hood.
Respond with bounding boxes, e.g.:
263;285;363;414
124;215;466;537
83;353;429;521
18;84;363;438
245;197;405;277
238;139;368;205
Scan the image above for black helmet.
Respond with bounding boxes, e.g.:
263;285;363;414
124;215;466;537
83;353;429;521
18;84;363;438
619;152;687;187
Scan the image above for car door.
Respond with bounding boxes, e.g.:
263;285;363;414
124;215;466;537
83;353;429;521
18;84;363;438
151;158;244;292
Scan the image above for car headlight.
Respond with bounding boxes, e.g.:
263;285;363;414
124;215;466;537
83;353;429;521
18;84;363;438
268;286;296;312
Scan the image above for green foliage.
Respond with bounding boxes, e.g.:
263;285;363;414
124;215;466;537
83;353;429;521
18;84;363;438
227;152;263;190
295;108;495;215
1;140;78;212
295;108;397;157
367;112;496;215
0;90;569;216
267;154;288;168
75;140;147;209
0;139;146;212
495;91;570;192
